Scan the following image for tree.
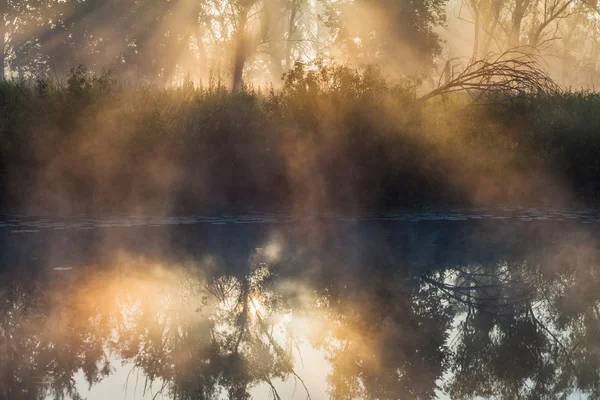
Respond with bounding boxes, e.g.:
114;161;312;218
419;49;560;103
0;0;55;79
321;0;447;75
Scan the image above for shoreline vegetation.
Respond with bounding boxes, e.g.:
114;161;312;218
0;64;599;214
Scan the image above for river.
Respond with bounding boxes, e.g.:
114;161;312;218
1;208;599;399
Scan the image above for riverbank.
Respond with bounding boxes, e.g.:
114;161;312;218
0;65;598;214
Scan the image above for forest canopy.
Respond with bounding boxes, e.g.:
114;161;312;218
0;0;447;88
1;0;599;88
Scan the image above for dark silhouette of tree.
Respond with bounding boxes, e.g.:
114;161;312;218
320;0;447;75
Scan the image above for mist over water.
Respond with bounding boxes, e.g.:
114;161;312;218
2;0;600;398
1;210;600;399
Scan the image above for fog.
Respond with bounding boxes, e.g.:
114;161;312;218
4;212;600;398
3;0;598;87
0;0;597;215
1;0;600;399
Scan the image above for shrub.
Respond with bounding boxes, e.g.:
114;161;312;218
0;64;598;214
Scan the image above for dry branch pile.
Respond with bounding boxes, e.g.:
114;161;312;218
419;48;562;104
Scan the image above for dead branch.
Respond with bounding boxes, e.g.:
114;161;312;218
419;47;561;104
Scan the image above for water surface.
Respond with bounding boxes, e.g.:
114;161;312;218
2;209;600;399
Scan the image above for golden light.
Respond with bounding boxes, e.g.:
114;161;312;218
264;242;282;261
248;296;265;315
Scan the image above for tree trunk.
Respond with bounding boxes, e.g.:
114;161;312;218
560;15;579;87
472;7;480;59
232;7;249;92
16;53;23;80
444;53;452;84
285;0;298;71
0;0;6;80
529;0;575;48
509;0;527;48
591;42;600;87
314;0;324;56
482;0;501;55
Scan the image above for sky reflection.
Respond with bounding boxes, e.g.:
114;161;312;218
1;216;600;399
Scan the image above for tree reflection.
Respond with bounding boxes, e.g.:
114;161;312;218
3;235;600;399
310;266;452;400
0;274;112;400
437;253;600;399
111;249;301;400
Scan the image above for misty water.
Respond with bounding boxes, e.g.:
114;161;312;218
3;209;600;399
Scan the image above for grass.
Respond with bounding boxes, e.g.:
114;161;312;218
0;64;598;214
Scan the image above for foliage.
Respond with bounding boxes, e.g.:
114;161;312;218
0;64;599;213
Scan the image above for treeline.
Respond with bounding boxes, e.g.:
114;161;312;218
0;65;598;213
0;0;446;88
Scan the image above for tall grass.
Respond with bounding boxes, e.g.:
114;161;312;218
0;65;598;214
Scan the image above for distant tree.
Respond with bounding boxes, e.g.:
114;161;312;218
0;0;54;79
320;0;448;75
0;0;325;87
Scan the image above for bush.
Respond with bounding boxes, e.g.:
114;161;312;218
0;64;598;214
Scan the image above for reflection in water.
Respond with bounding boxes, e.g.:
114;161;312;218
2;221;600;399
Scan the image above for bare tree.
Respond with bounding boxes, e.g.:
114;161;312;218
462;0;503;57
459;0;591;57
419;48;560;103
0;0;6;79
232;0;254;91
508;0;534;46
528;0;577;46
